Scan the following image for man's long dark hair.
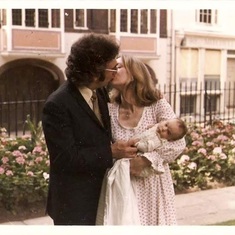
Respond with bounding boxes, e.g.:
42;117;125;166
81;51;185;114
65;33;119;86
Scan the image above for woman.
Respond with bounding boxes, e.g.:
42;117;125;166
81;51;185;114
108;55;186;225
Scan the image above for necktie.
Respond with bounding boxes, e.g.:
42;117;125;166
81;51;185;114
91;91;103;126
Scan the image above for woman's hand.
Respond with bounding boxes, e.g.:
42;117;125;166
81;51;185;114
111;138;139;159
129;155;151;177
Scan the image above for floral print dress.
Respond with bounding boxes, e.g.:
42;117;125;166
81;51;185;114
108;98;186;225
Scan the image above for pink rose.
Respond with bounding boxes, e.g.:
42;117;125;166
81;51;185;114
198;148;207;155
1;157;9;164
6;170;13;176
16;156;25;165
27;171;34;176
35;157;43;163
207;155;216;161
219;153;227;159
0;167;5;174
12;150;23;157
192;140;203;147
33;146;42;154
213;147;222;154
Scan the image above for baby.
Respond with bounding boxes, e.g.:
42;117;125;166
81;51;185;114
134;118;187;177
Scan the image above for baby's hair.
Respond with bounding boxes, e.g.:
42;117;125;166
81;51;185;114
172;118;188;141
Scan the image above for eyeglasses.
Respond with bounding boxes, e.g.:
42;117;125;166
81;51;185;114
105;68;118;73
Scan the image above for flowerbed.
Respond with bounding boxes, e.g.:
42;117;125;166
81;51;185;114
0;117;49;212
1;118;235;212
170;120;235;193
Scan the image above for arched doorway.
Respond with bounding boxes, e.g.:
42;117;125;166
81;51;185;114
0;59;64;136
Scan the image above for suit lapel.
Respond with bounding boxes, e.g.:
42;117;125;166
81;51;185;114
66;82;98;122
67;82;110;133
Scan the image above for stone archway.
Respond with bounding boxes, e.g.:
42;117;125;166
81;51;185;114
0;58;64;136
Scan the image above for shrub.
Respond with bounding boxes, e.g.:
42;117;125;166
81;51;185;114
0;117;49;212
170;121;235;193
1;118;235;212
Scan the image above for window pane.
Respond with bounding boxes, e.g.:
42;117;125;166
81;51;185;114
131;9;138;33
140;9;148;34
200;9;212;23
180;49;199;78
110;9;116;32
203;10;207;22
205;94;218;112
1;9;6;25
180;95;196;114
205;79;220;90
12;9;22;25
205;50;221;74
120;9;127;32
199;10;203;22
75;9;84;27
208;9;211;23
150;10;157;34
38;9;48;28
25;9;35;27
214;10;218;24
51;9;60;28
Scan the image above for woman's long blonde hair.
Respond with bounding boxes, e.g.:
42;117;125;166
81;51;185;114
111;54;162;106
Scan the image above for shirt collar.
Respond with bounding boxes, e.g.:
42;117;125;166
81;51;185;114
78;86;93;103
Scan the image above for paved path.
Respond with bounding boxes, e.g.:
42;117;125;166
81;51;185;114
1;186;235;225
175;186;235;225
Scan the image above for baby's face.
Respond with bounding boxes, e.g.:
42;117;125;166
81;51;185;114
157;119;181;141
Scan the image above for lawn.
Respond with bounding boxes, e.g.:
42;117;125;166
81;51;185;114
212;219;235;225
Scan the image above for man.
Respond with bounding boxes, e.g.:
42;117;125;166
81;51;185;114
42;33;137;225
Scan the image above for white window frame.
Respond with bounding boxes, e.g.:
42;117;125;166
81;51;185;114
11;9;60;29
196;9;218;25
118;9;158;36
74;9;88;29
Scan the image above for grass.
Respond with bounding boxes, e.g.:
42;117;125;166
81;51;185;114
212;219;235;226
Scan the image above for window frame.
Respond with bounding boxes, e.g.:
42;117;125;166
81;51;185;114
25;9;36;27
110;9;158;35
38;9;49;28
74;9;88;29
196;9;218;25
1;9;7;26
180;94;197;115
11;8;60;29
12;9;22;25
51;9;60;28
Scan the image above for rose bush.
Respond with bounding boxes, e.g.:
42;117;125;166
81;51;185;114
1;118;235;212
170;120;235;193
0;117;49;212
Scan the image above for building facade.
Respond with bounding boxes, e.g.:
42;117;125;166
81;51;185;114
0;8;168;135
171;9;235;121
1;8;235;135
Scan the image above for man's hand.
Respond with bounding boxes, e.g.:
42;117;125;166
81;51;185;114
111;138;139;159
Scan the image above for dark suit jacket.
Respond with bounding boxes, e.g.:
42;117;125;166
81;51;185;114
42;81;113;225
